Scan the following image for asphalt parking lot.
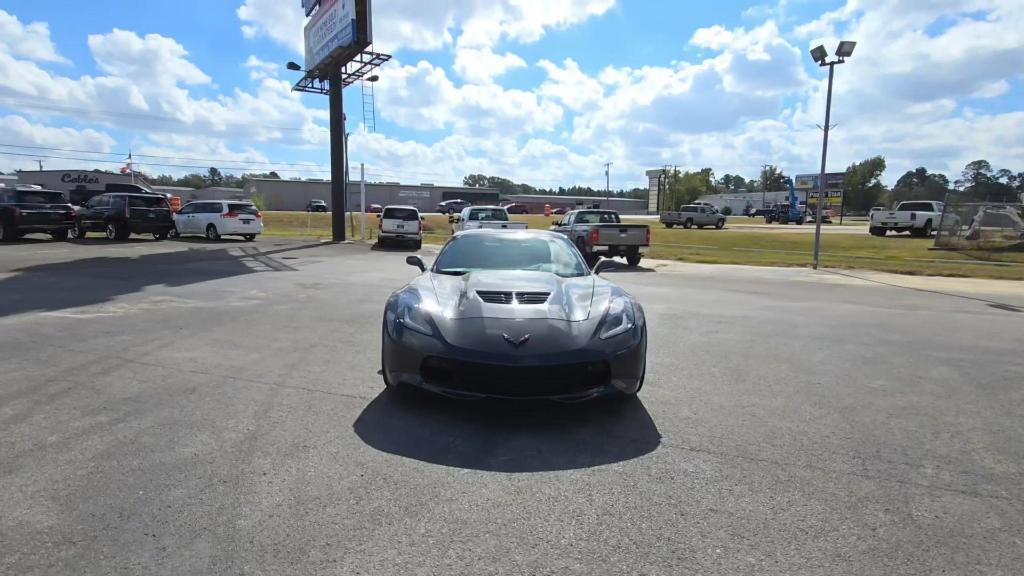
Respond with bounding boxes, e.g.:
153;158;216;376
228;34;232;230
2;237;1023;575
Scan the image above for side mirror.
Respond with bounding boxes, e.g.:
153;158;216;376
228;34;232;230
406;255;426;272
376;214;381;219
593;259;616;275
420;215;425;221
552;220;560;226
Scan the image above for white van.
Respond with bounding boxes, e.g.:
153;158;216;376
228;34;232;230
378;205;423;249
172;200;263;241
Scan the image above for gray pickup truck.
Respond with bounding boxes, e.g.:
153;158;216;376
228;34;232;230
551;209;650;267
660;204;726;229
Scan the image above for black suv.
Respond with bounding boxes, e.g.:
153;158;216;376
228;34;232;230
73;193;175;240
0;187;76;242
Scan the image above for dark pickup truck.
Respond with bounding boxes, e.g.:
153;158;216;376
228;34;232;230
0;187;76;241
551;209;650;267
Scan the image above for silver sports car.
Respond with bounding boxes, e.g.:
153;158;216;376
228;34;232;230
381;229;647;401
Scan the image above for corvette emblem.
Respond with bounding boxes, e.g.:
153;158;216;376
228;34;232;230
502;333;531;348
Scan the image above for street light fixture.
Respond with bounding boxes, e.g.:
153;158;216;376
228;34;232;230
808;40;856;270
286;61;303;72
365;74;379;82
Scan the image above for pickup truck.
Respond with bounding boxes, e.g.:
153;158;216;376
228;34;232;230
660;204;726;229
451;206;529;233
869;200;944;237
551;209;650;267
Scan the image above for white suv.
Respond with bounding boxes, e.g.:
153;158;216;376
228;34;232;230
172;201;263;241
378;205;423;249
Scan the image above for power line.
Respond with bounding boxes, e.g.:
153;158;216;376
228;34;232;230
0;150;332;174
0;143;328;169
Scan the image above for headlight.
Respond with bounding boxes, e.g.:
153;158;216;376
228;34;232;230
392;291;435;337
600;296;635;340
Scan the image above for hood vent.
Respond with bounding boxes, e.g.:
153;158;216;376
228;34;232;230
476;291;551;305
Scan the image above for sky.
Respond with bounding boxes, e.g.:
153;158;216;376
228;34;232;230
0;0;1021;189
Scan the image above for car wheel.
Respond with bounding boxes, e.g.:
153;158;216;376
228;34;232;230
105;223;120;241
665;223;675;229
447;208;455;215
243;234;256;242
153;231;169;241
414;239;422;250
205;224;220;241
715;219;725;229
921;221;933;237
168;226;180;239
683;219;693;229
0;221;13;242
869;227;887;237
626;254;642;267
51;229;70;242
70;224;86;240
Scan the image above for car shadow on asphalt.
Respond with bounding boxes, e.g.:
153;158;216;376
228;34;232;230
0;242;324;318
353;387;661;472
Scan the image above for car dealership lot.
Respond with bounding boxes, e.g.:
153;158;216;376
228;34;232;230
1;239;1023;575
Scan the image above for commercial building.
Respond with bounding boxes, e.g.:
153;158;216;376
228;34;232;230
16;170;152;205
242;179;500;212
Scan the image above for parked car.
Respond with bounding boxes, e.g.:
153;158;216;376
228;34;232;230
660;204;726;229
0;187;76;242
551;209;650;267
383;230;647;401
503;203;530;214
378;205;423;249
72;192;175;240
172;201;263;241
552;207;568;215
451;206;529;233
307;199;328;212
367;204;383;214
437;199;472;214
870;200;945;237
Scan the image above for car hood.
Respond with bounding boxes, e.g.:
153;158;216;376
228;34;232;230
418;270;606;322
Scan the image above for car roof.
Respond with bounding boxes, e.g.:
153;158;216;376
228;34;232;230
383;205;418;210
453;228;560;239
465;205;505;210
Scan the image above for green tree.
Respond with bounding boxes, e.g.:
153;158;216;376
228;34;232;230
176;173;207;189
151;174;177;186
463;174;490;187
891;167;949;204
956;160;1016;202
842;156;887;213
731;176;748;191
760;165;787;193
205;167;224;187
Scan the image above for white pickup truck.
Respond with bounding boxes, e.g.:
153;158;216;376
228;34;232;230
869;200;945;237
451;206;529;233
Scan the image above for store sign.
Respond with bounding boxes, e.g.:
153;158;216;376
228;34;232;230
61;173;101;185
806;190;844;199
304;0;357;70
795;173;845;190
302;0;322;17
399;190;431;198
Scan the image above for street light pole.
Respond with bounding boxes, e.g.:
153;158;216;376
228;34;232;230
604;162;613;204
809;40;855;270
329;69;347;242
812;62;835;270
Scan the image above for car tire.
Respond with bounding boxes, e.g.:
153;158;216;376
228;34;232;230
243;234;256;242
414;239;422;250
665;223;675;229
921;221;933;237
105;223;121;241
869;227;887;237
70;224;87;240
0;220;13;242
51;229;70;241
626;254;642;267
168;226;180;239
153;231;169;241
683;219;693;229
205;224;220;241
715;219;725;229
447;208;455;215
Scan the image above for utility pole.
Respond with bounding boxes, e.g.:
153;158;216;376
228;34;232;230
604;162;613;204
761;164;771;208
329;69;347;242
37;160;43;171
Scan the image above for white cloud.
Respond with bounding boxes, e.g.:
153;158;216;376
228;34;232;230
452;47;526;84
538;58;604;112
0;115;116;172
236;0;616;54
0;9;67;64
244;55;279;81
88;29;211;88
375;60;563;137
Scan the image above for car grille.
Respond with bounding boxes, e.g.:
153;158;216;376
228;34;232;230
420;357;610;398
476;291;551;305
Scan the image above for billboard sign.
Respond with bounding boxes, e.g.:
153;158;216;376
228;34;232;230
302;0;322;17
794;173;844;191
304;0;357;71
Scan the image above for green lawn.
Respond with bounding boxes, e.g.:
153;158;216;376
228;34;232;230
261;211;1024;280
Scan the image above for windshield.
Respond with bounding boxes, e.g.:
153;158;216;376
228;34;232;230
897;202;935;212
383;208;419;221
467;208;509;221
128;196;169;208
434;234;588;277
14;191;66;204
575;211;620;224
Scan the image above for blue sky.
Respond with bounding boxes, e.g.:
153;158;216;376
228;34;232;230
0;0;1021;188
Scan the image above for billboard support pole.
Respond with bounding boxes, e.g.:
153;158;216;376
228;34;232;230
329;69;347;242
360;163;367;241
